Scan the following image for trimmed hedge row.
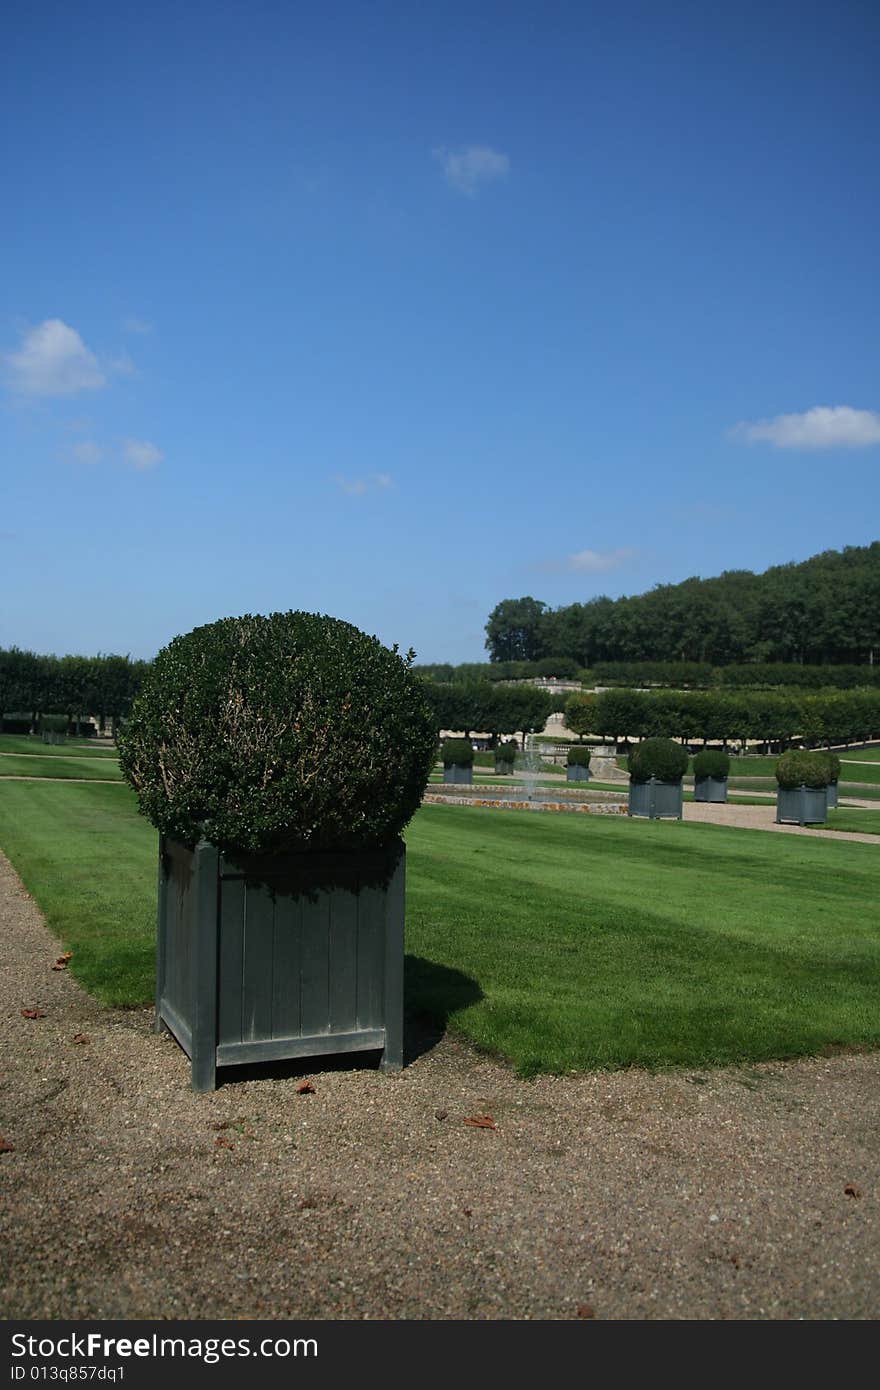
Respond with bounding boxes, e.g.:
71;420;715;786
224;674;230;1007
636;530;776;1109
567;687;880;746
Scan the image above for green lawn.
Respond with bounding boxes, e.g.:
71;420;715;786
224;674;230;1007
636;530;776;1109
840;747;880;764
820;808;880;837
0;734;119;758
0;781;877;1074
0;753;123;780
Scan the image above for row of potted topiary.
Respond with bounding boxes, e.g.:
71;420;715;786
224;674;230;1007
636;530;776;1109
624;739;841;823
439;740;594;783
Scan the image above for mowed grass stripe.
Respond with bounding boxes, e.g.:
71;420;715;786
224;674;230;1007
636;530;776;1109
0;754;123;780
0;782;877;1073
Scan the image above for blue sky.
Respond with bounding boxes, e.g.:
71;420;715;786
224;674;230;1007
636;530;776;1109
2;0;878;663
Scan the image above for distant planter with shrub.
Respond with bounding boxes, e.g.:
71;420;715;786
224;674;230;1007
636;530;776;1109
40;713;69;746
821;751;841;809
775;750;830;825
566;745;591;782
442;738;474;785
118;611;436;1091
627;737;688;819
494;741;517;775
692;748;730;803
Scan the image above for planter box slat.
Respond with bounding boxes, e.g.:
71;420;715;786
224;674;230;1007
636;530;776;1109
242;885;276;1041
356;885;385;1031
218;878;246;1045
299;892;332;1036
329;890;359;1034
271;895;302;1040
216;1028;386;1068
159;999;192;1059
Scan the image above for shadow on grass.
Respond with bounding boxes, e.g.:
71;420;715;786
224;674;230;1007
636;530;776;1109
211;954;482;1089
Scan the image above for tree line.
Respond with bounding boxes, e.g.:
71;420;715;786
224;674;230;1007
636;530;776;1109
484;542;880;667
563;688;880;750
0;648;150;732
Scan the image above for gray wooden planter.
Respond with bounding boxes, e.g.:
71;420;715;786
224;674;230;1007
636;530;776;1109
443;763;473;784
776;786;827;825
826;781;839;810
494;762;514;775
694;776;728;803
628;777;683;819
566;763;590;781
156;836;405;1092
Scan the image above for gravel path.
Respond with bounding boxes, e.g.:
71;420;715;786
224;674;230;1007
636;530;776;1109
1;849;878;1321
682;801;880;844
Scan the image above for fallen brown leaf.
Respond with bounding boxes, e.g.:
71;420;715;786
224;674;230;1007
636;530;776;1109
576;1304;596;1319
434;1108;448;1121
0;1136;14;1154
296;1081;315;1095
71;1034;90;1045
844;1184;862;1200
214;1135;234;1150
464;1114;496;1129
21;1008;46;1020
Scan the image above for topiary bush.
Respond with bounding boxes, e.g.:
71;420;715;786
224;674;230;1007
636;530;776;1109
39;713;69;734
819;750;841;783
442;738;474;767
118;612;437;856
692;749;730;780
494;741;517;765
566;745;591;768
775;749;833;790
627;737;689;784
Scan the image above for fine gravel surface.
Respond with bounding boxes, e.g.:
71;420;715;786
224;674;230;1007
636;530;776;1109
1;850;878;1322
682;801;880;844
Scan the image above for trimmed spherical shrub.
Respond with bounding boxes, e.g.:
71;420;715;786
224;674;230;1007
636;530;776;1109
566;745;591;768
442;738;474;767
118;612;437;855
494;741;517;766
693;749;730;780
628;737;689;784
819;750;841;783
775;749;832;790
39;713;69;734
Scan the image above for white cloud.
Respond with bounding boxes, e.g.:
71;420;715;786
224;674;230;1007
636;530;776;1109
334;473;393;496
5;319;107;397
122;439;163;471
733;405;880;450
567;548;634;573
123;317;153;335
434;144;510;196
71;440;103;466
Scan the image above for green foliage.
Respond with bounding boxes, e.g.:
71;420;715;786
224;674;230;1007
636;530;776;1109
818;750;841;783
566;745;591;768
423;681;552;738
628;737;689;783
484;542;880;669
775;750;832;790
692;749;731;780
442;738;474;767
39;713;69;734
494;741;517;765
562;692;595;737
118;612;437;855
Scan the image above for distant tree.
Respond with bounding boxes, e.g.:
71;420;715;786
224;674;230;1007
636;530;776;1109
484;597;548;663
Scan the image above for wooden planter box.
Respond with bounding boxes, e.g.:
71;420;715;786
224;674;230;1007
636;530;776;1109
776;786;827;825
566;764;590;782
826;781;839;810
494;762;514;775
628;778;683;820
694;776;728;803
156;836;405;1092
443;763;473;784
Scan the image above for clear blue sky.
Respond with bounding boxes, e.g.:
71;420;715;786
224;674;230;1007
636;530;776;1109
2;0;878;663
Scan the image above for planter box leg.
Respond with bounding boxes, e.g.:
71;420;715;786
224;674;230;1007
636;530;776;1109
379;855;405;1073
191;842;220;1092
154;836;168;1035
